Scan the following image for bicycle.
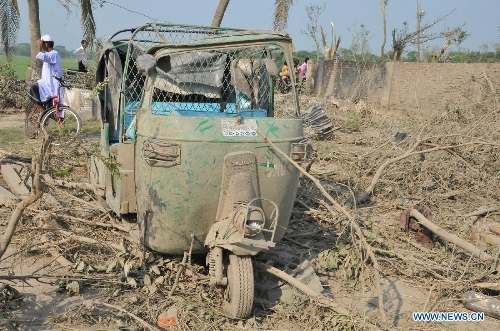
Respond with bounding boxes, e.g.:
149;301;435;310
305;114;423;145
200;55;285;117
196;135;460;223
25;76;82;146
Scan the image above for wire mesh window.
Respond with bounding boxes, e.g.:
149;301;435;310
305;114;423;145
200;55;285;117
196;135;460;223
149;46;278;118
104;24;298;142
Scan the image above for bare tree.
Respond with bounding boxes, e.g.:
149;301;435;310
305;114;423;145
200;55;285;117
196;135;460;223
379;0;388;62
302;3;325;62
416;0;424;62
391;10;455;61
320;21;341;60
430;26;469;62
349;23;371;60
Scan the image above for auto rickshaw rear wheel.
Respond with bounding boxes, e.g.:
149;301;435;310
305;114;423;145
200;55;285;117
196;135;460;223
223;254;254;318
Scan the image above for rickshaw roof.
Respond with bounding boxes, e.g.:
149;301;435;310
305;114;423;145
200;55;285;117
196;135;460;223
105;22;293;55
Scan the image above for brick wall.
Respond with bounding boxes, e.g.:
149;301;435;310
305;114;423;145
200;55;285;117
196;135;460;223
314;60;500;112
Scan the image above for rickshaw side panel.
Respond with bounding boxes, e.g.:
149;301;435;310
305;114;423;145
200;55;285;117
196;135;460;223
90;140;137;216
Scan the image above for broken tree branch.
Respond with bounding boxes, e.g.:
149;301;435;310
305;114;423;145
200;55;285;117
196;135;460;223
43;174;94;190
56;230;126;251
256;130;387;321
0;132;51;259
365;139;500;194
409;209;492;262
95;302;157;331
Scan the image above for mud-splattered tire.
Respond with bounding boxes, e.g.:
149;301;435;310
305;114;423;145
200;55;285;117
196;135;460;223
223;254;254;319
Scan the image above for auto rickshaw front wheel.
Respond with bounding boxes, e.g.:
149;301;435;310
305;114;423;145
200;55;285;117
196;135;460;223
224;254;254;318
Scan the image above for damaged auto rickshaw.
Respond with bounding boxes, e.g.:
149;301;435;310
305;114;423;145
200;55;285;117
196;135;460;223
90;23;312;318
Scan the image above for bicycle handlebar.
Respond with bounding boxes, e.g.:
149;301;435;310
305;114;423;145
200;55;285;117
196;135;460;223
54;76;71;89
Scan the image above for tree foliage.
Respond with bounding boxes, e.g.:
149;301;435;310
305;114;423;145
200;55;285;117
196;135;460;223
274;0;295;32
0;0;100;59
0;0;21;59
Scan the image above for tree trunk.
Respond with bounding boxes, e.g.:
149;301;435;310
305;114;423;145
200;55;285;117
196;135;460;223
320;26;331;60
321;22;340;60
379;0;387;62
212;0;230;27
27;0;42;80
417;0;421;62
432;37;452;62
331;36;341;59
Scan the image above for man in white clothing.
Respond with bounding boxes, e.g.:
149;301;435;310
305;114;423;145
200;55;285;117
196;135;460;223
33;34;64;106
73;40;88;72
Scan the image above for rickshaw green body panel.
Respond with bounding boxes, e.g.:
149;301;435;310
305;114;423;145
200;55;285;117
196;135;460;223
92;23;306;255
135;112;303;254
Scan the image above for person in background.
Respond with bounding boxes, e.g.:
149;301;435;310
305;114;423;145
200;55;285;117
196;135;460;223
34;34;63;106
296;57;309;84
281;61;291;85
73;39;88;72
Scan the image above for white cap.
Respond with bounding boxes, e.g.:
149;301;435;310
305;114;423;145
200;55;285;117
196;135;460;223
41;35;53;42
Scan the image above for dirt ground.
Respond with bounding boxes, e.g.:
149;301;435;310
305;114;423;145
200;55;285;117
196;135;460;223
1;88;500;331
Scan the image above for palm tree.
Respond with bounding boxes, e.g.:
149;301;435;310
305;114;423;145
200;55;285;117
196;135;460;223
273;0;295;32
27;0;41;73
211;0;295;31
0;0;21;59
1;0;97;77
211;0;229;27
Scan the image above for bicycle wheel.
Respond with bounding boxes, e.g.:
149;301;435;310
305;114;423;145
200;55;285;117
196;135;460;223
25;99;41;138
40;106;82;146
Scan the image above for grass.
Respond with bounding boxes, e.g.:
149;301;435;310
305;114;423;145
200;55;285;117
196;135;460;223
81;119;102;137
0;55;78;80
0;120;26;147
0;117;101;152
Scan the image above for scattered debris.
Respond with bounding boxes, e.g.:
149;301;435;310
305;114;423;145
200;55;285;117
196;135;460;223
157;306;179;329
302;104;334;138
461;291;500;320
400;205;435;249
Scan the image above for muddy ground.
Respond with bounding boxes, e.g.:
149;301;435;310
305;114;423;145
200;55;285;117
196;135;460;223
1;90;500;330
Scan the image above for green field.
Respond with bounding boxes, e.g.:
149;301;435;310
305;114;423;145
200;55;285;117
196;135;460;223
0;55;78;80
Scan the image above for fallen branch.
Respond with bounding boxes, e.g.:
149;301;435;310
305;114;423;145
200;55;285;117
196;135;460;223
169;234;194;297
60;213;132;233
0;273;129;285
365;138;500;194
56;230;126;252
41;234;73;268
0;132;51;259
464;206;499;222
256;130;387;321
43;174;94;190
95;302;157;331
51;185;108;213
409;209;492;262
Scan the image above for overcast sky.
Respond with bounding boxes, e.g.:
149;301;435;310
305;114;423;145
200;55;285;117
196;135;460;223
16;0;500;53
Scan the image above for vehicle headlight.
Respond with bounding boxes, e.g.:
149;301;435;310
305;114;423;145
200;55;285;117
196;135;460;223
234;205;265;237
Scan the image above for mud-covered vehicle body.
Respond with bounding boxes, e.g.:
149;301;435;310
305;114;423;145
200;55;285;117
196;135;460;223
91;23;310;318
